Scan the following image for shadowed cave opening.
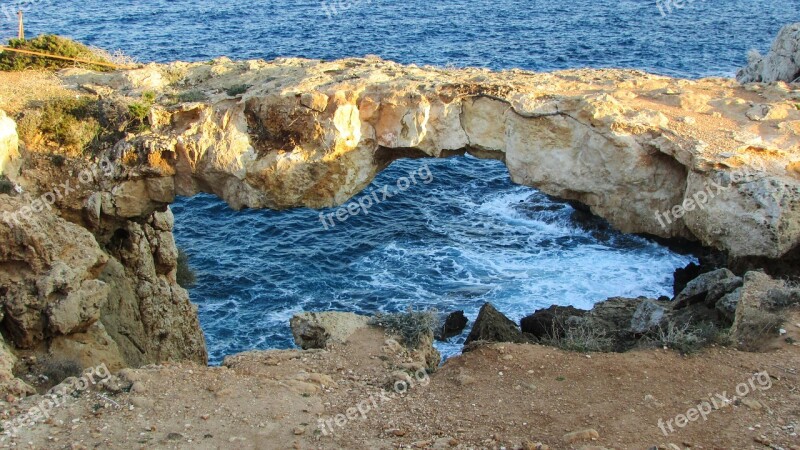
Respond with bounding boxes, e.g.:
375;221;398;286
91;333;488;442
171;155;696;364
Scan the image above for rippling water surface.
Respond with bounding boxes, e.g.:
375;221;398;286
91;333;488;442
12;0;798;363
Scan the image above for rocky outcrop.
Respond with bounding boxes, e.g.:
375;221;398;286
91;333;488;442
1;25;799;389
737;23;800;83
434;310;468;341
48;54;800;259
464;303;529;346
0;192;206;369
290;312;370;349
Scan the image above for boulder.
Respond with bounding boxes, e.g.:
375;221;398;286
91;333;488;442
737;23;800;83
464;303;528;347
673;268;741;309
520;305;586;338
434;310;469;341
290;312;370;349
630;299;669;334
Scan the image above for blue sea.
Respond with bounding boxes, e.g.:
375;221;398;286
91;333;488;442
9;0;799;363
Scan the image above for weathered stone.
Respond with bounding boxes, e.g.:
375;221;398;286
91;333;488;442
673;268;739;309
520;305;586;338
435;310;469;341
290;312;370;349
630;299;668;334
464;303;527;346
737;23;800;83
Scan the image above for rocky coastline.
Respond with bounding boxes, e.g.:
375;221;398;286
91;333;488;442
0;24;798;449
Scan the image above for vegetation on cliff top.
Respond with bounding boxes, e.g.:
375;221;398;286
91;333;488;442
16;91;155;156
0;35;116;72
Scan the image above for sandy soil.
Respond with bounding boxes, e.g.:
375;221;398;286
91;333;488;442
1;310;798;450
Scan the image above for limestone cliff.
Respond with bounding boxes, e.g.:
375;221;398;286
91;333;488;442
0;31;799;392
58;57;800;259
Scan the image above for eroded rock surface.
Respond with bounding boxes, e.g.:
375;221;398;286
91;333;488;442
738;23;800;83
47;56;800;259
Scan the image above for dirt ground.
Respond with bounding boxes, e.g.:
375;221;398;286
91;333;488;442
1;310;798;450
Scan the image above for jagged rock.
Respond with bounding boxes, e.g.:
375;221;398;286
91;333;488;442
737;23;800;83
0;336;34;397
290;312;370;349
730;271;792;350
464;303;528;346
716;288;742;324
673;269;741;309
435;310;468;341
520;305;586;338
47;279;109;335
630;299;669;334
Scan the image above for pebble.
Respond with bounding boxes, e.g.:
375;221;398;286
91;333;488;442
563;429;599;444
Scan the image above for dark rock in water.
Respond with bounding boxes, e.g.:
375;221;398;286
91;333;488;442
520;305;586;338
435;311;469;341
673;268;741;310
464;303;528;347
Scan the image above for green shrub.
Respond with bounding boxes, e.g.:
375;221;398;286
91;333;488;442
37;96;101;152
127;91;156;132
0;35;113;71
369;308;437;348
176;90;208;103
176;248;197;288
225;84;251;97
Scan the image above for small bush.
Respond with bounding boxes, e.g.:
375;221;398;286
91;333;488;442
40;358;83;386
646;321;720;355
225;84;251;97
36;96;101;152
176;90;208;103
0;175;13;194
176;248;197;288
543;321;615;353
127;91;156;132
369;308;437;348
0;35;113;71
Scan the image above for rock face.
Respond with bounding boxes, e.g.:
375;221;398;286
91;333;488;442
0;194;207;373
737;23;800;83
51;54;800;259
1;24;799;387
